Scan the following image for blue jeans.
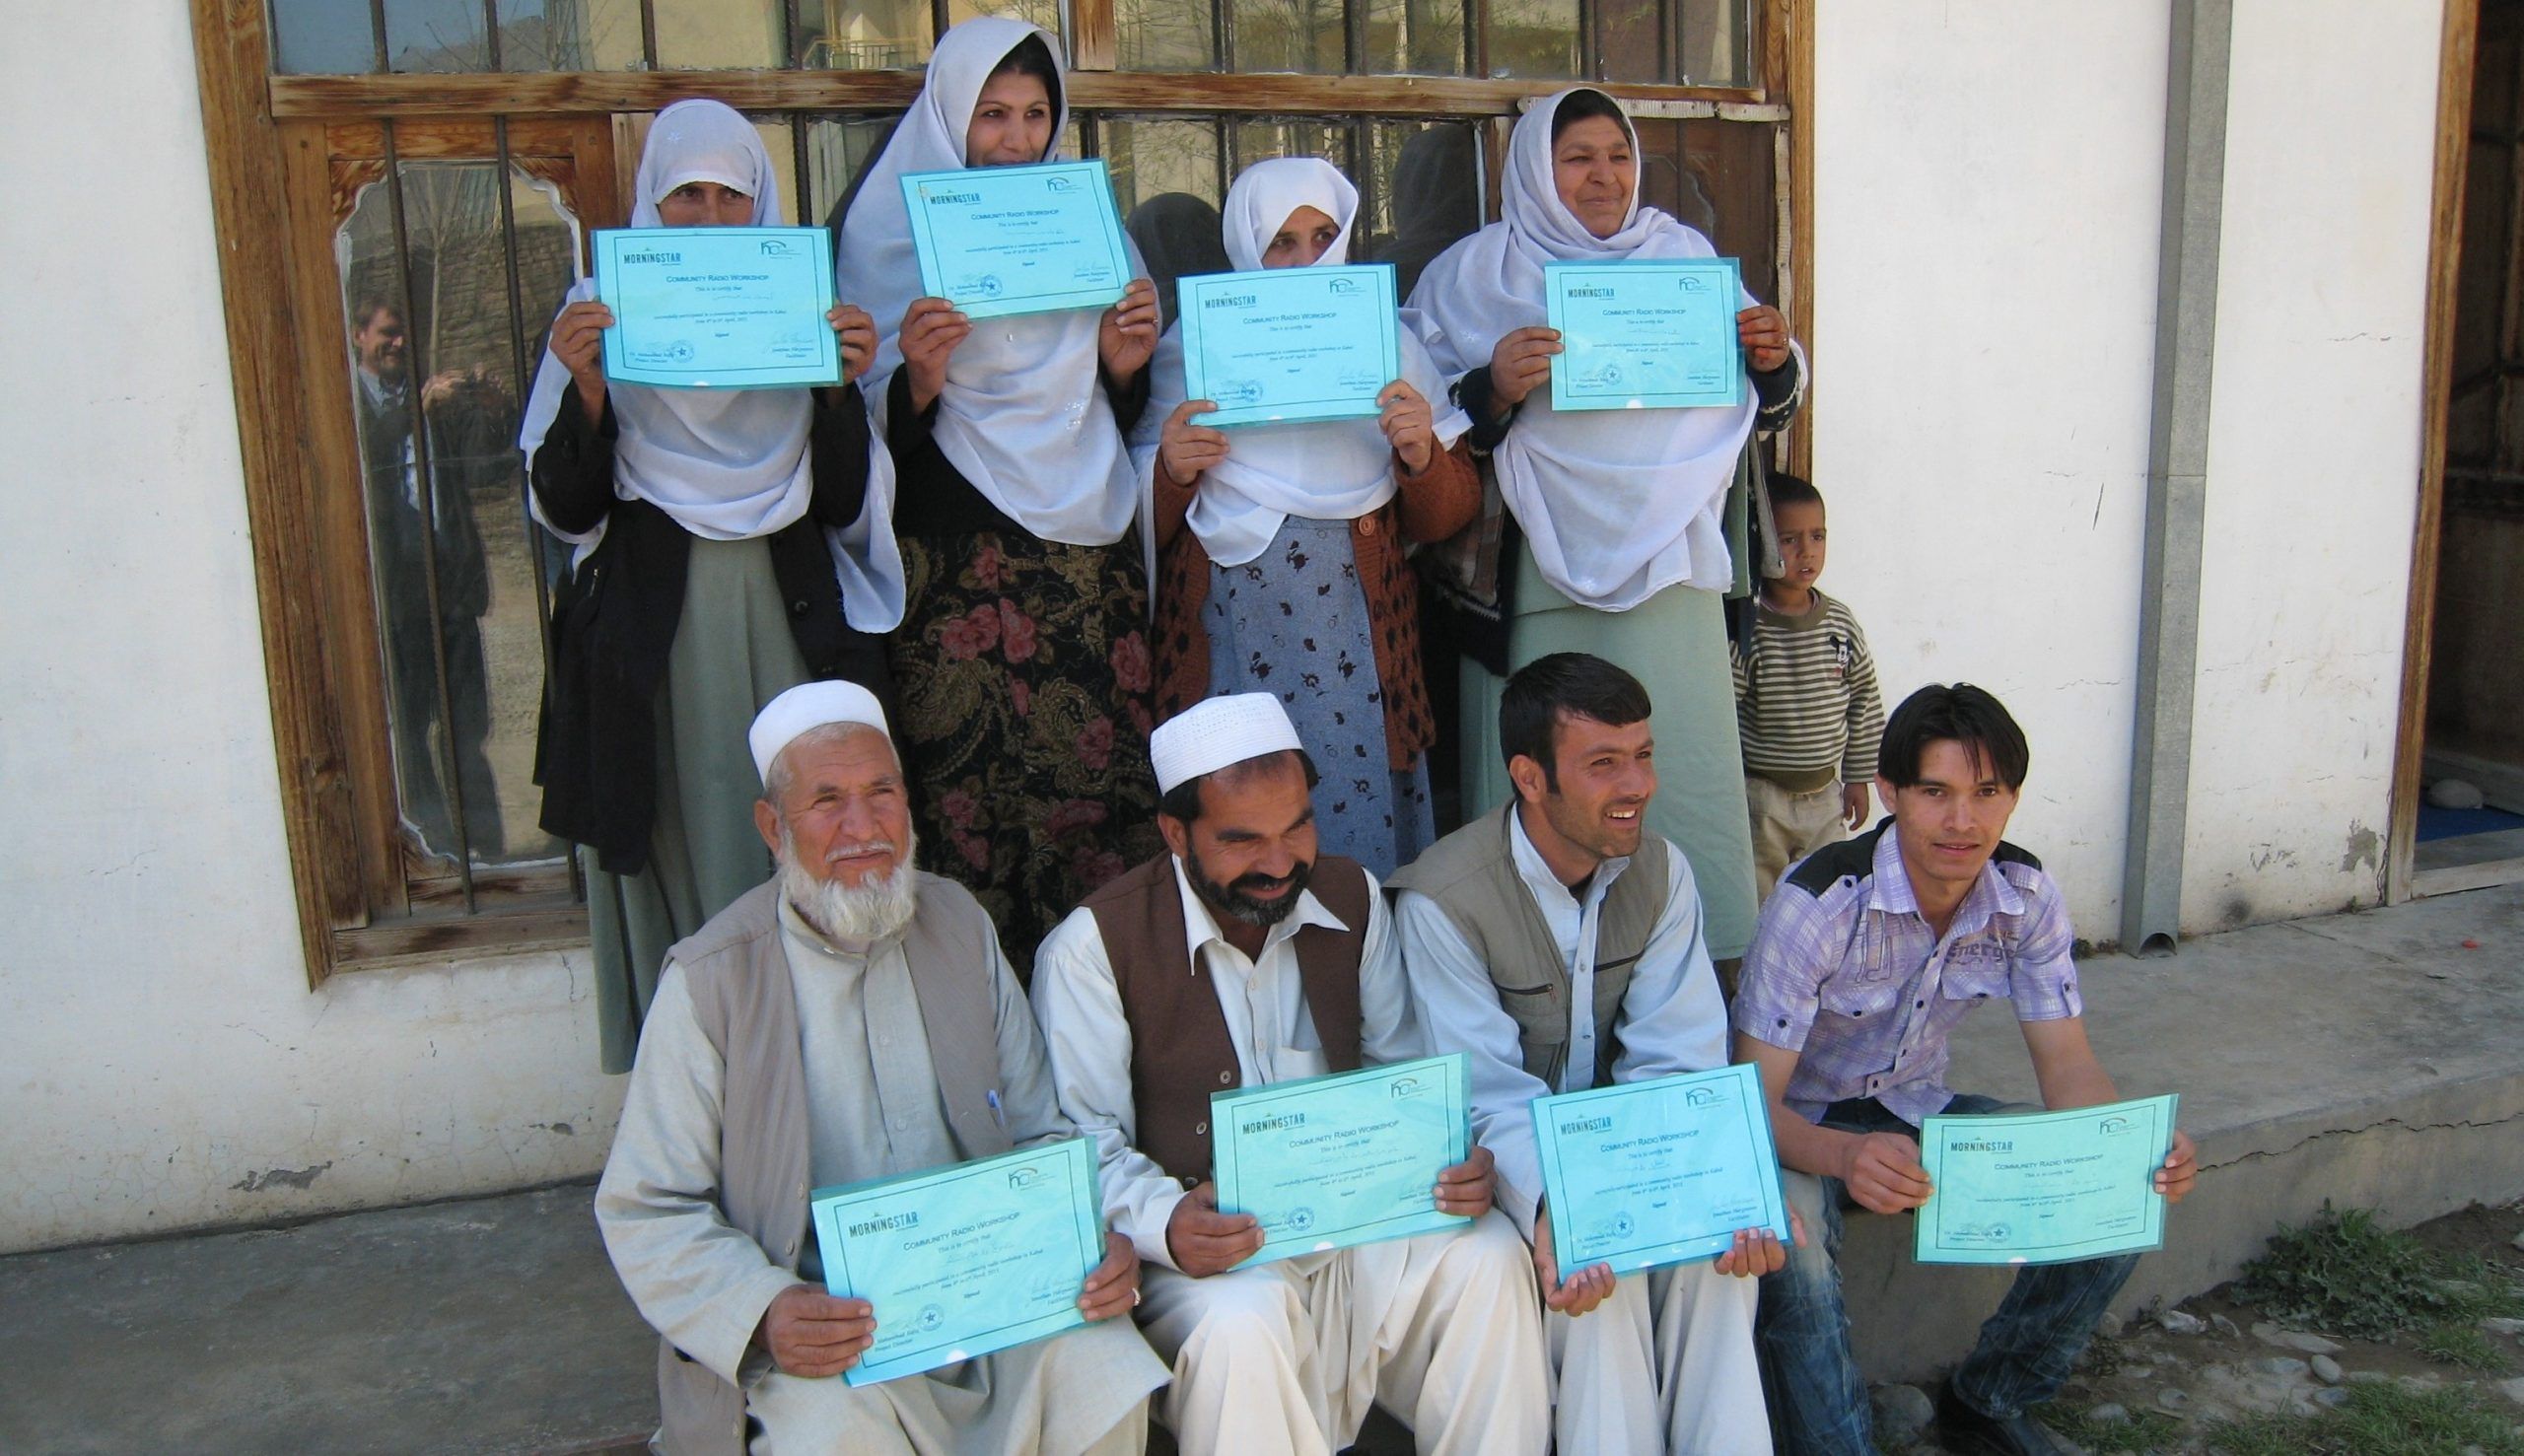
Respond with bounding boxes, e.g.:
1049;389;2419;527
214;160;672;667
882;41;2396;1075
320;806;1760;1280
1754;1094;2141;1456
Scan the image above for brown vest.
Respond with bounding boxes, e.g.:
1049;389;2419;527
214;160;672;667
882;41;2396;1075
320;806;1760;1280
1384;801;1671;1089
651;875;1014;1456
1083;854;1371;1186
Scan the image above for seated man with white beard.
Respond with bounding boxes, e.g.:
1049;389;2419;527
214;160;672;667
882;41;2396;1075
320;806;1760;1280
596;681;1170;1456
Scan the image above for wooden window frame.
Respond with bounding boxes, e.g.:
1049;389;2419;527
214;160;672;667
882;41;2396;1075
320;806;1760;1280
190;0;1814;986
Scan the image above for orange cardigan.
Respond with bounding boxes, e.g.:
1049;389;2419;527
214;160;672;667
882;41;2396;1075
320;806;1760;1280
1149;440;1481;771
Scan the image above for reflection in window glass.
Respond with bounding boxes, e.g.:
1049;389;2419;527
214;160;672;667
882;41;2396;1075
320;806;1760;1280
1593;0;1661;83
270;0;379;73
1361;120;1482;302
799;0;934;68
807;116;902;235
655;0;786;68
1637;116;1777;299
753;118;802;224
1229;116;1353;176
338;163;577;870
1483;0;1578;78
1230;0;1344;74
1101;117;1227;325
947;0;1062;45
1679;0;1750;86
1361;0;1467;76
1116;0;1217;71
494;0;646;71
383;0;493;71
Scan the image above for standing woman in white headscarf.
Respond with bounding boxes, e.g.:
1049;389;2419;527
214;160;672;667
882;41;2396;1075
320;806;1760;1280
1406;87;1806;962
1134;157;1477;877
835;17;1163;967
523;99;904;1073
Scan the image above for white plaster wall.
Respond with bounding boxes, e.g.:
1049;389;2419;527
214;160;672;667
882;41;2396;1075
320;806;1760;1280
0;3;622;1255
2181;0;2437;928
1811;2;2174;936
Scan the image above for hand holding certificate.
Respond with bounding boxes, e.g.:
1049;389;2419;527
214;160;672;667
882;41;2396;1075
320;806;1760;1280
1543;258;1744;412
1210;1053;1472;1269
1177;264;1401;428
899;160;1133;319
596;226;841;389
810;1137;1105;1386
1914;1094;2179;1266
1531;1063;1791;1277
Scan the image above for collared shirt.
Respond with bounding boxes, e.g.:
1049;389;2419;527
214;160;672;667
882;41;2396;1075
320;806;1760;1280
1032;857;1422;1269
1732;826;2082;1126
594;891;1071;1384
1396;813;1728;1231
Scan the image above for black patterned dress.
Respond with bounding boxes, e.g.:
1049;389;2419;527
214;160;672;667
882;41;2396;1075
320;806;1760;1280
879;371;1162;970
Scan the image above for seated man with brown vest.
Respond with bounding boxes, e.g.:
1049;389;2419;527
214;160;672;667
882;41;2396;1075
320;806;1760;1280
1391;653;1788;1455
595;681;1169;1456
1031;692;1551;1456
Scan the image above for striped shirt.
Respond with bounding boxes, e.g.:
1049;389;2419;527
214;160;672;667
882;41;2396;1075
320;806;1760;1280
1730;589;1884;794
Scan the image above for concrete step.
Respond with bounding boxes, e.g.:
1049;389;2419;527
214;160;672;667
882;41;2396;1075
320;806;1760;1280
2;887;2517;1450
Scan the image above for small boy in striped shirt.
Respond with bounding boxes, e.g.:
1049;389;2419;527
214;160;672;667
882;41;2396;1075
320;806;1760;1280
1731;474;1886;897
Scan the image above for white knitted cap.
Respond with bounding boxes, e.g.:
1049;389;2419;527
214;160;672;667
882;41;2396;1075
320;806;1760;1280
1151;693;1303;797
748;681;889;783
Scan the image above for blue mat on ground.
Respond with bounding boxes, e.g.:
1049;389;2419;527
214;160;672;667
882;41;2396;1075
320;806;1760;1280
2418;802;2524;843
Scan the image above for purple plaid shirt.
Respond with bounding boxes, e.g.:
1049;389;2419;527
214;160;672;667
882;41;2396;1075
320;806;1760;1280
1732;825;2082;1125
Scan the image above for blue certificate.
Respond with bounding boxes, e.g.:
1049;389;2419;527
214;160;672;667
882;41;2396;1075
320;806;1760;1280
1176;264;1401;428
595;227;839;389
1543;258;1743;412
1915;1095;2178;1266
1211;1054;1470;1268
810;1137;1103;1386
1531;1064;1791;1276
898;160;1132;319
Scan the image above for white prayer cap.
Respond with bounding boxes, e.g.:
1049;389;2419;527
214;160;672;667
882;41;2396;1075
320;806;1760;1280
1151;693;1303;797
749;681;890;783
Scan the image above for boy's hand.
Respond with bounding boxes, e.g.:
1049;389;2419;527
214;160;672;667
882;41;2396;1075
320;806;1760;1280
1531;1203;1618;1316
1841;782;1871;830
1841;1131;1933;1214
2155;1130;2200;1206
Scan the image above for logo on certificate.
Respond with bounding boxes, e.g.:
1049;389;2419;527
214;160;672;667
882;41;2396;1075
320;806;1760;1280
915;1304;946;1333
1044;174;1079;192
759;238;798;257
1214;379;1263;406
1007;1163;1047;1191
954;273;1006;301
2097;1116;2135;1136
1287;1207;1317;1233
1326;275;1362;295
1576;361;1625;388
1678;274;1710;292
1685;1084;1725;1108
1387;1075;1435;1099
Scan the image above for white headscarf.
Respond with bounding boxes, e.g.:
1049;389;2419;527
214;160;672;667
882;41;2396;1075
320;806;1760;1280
1404;88;1761;611
1133;158;1467;567
519;100;903;630
836;18;1145;548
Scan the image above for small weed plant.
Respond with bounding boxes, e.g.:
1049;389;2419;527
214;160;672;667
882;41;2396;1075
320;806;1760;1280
2204;1380;2524;1455
2233;1203;2501;1341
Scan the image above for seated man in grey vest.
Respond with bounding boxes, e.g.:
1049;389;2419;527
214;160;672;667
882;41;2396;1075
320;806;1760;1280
1392;652;1788;1455
595;681;1169;1456
1032;692;1552;1456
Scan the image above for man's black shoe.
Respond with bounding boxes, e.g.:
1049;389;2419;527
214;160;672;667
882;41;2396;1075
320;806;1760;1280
1933;1380;2069;1456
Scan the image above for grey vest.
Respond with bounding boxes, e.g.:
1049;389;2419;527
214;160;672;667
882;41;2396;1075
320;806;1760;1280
652;876;1014;1456
1385;801;1670;1088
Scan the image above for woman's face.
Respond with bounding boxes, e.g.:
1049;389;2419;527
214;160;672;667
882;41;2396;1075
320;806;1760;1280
1552;115;1635;240
966;71;1055;168
656;180;754;227
1260;205;1341;269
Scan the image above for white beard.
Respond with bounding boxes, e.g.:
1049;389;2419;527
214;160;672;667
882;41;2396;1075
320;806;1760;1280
779;827;920;945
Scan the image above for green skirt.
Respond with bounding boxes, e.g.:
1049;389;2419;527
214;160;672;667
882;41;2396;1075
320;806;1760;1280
1459;546;1760;959
587;534;810;1074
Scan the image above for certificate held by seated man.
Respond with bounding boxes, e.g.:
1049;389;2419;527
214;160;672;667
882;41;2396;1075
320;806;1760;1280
1531;1062;1792;1277
898;159;1132;319
1543;257;1743;412
1177;263;1401;427
1210;1051;1471;1266
811;1136;1107;1385
596;225;841;389
1915;1093;2179;1266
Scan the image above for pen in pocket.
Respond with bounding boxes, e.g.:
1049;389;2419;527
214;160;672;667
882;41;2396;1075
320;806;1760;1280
986;1088;1006;1129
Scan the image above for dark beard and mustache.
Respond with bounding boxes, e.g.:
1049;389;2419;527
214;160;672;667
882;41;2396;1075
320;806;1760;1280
1185;848;1312;928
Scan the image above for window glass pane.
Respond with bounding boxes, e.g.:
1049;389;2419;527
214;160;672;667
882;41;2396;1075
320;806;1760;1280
799;0;934;68
1360;119;1482;302
807;115;903;235
1483;0;1578;78
383;0;494;71
1593;0;1661;83
753;117;803;223
1678;0;1750;86
270;0;379;73
1228;116;1353;175
1361;0;1467;76
1101;117;1227;326
1634;117;1776;299
656;0;787;68
1228;0;1343;74
338;162;577;871
493;0;647;71
946;0;1063;46
1116;0;1218;71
